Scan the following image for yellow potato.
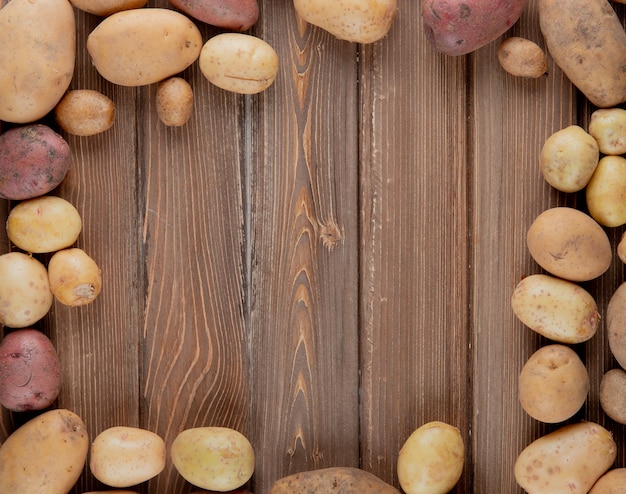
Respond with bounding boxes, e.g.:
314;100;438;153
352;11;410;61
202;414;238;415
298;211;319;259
497;37;547;78
90;426;166;488
397;421;464;494
0;408;89;494
515;421;616;494
293;0;397;44
540;125;599;193
588;107;626;155
0;0;75;123
70;0;147;16
590;468;626;493
511;274;599;343
156;77;194;127
199;33;279;94
48;248;103;307
87;8;203;87
586;156;626;227
55;89;116;137
270;467;399;493
518;344;589;423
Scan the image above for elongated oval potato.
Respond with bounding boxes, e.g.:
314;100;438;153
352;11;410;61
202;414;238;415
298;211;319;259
538;0;626;108
511;274;599;343
70;0;147;16
526;207;611;282
0;408;89;494
607;282;626;370
294;0;397;44
55;89;116;137
518;344;589;423
514;421;616;494
497;37;547;78
48;248;103;307
590;468;626;493
87;8;203;86
270;467;400;493
586;156;626;227
0;0;76;123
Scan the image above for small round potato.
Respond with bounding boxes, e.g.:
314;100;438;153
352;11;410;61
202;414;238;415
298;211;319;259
590;468;626;493
588;107;626;155
586;156;626;227
518;344;589;423
48;248;103;307
600;369;626;425
498;37;548;78
540;125;599;192
156;77;194;127
55;90;115;136
199;33;279;94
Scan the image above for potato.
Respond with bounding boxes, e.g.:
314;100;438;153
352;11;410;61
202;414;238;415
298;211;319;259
156;77;194;127
55;90;116;137
514;421;617;494
293;0;397;44
518;344;589;423
539;125;599;193
48;248;103;307
0;124;70;200
90;426;166;487
497;37;547;78
607;282;626;370
0;0;76;123
526;207;611;282
600;369;626;425
511;274;599;344
82;492;139;494
7;195;82;254
422;0;526;56
538;0;626;108
270;467;400;493
70;0;147;16
199;34;279;95
588;108;626;156
171;426;255;491
87;8;203;87
0;252;53;328
0;329;61;412
590;468;626;493
168;0;259;31
397;421;464;494
0;408;89;494
586;156;626;227
618;232;626;264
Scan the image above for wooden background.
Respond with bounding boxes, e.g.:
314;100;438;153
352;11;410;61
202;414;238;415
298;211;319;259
1;0;626;492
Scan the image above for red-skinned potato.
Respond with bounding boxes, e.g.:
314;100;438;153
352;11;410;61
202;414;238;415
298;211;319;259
422;0;527;56
168;0;259;31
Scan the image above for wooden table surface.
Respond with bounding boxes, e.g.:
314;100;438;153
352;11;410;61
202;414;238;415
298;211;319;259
2;0;626;492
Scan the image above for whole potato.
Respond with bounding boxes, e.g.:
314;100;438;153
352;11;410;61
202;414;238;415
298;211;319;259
600;369;626;425
0;252;53;328
0;329;61;412
497;37;547;78
171;427;255;491
586;156;626;227
156;77;194;127
607;282;626;370
540;125;599;193
0;0;76;123
55;90;116;137
90;426;166;488
270;467;400;493
588;108;626;155
293;0;397;44
0;408;89;494
590;468;626;493
48;248;103;307
618;232;626;264
0;124;71;200
397;421;464;494
514;421;617;494
518;344;589;423
526;207;611;282
168;0;259;31
7;195;82;254
511;274;599;344
70;0;147;16
199;34;279;94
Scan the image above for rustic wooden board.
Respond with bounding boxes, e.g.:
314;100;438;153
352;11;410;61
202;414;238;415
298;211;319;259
2;0;626;492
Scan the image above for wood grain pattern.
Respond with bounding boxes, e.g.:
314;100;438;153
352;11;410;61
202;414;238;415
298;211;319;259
1;0;626;492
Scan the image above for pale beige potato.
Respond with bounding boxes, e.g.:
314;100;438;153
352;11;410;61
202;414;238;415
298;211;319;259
540;125;599;192
90;426;166;488
0;409;89;494
87;8;203;87
590;468;626;493
70;0;146;16
55;90;115;136
7;196;82;254
618;232;626;264
607;282;626;370
397;421;464;494
294;0;397;44
511;274;599;343
0;0;75;123
600;369;626;425
589;108;626;155
518;344;589;423
514;421;617;494
498;37;547;78
48;248;103;307
156;77;194;127
0;252;53;328
526;207;611;282
586;156;626;227
270;467;399;493
199;34;279;94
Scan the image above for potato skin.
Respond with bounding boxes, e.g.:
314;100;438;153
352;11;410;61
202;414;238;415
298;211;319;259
269;467;401;493
168;0;259;31
422;0;527;56
156;77;194;127
586;156;626;227
590;468;626;493
497;37;547;78
607;282;626;370
70;0;147;16
600;369;626;425
55;90;116;137
0;124;71;200
538;0;626;108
